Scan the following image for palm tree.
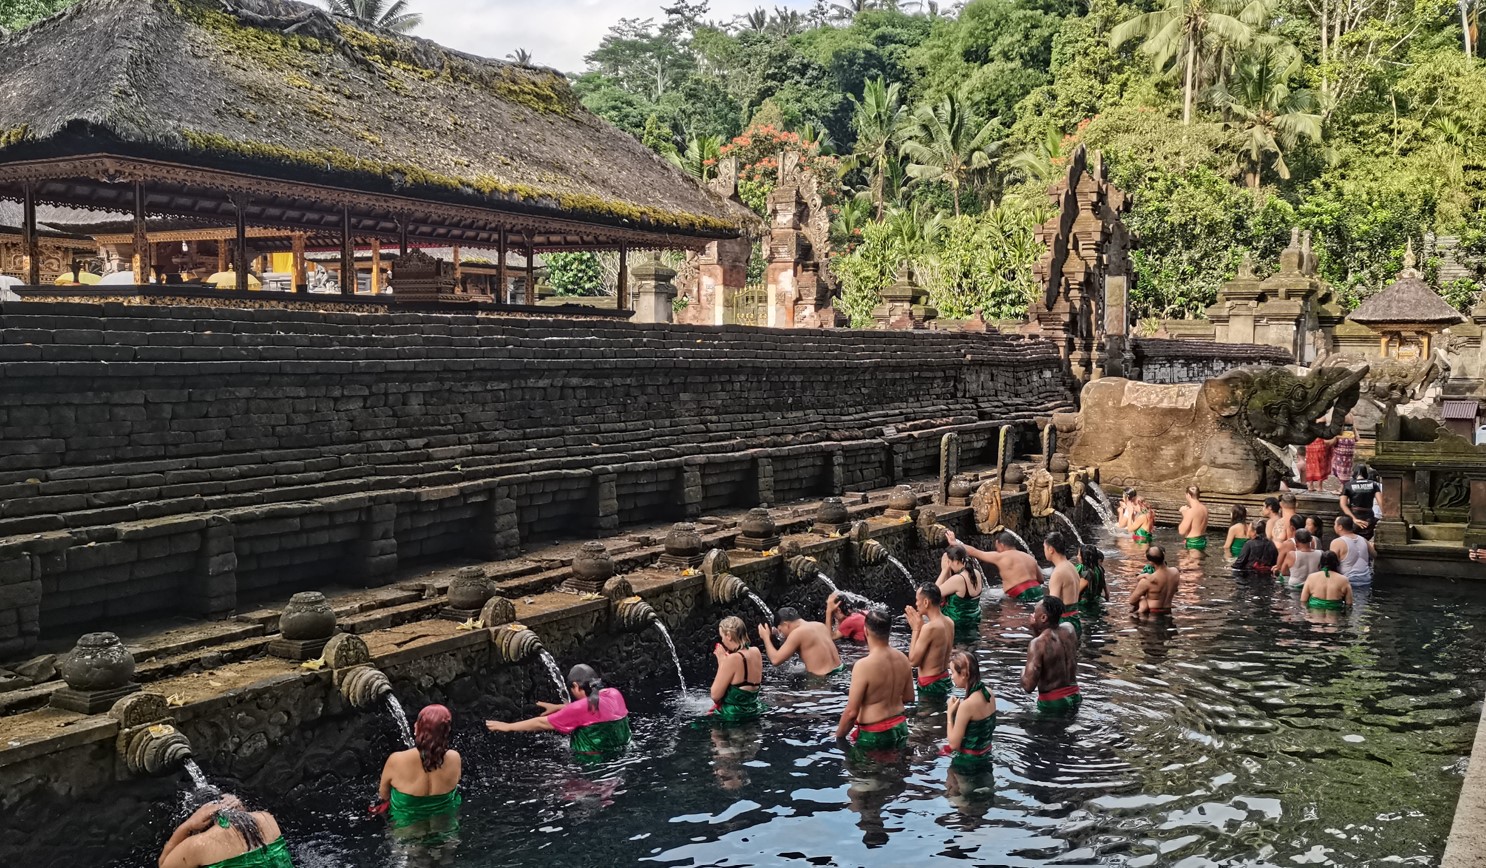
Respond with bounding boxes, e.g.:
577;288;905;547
741;7;769;31
897;94;999;217
831;0;873;22
767;7;806;35
1110;0;1270;124
324;0;421;33
1006;127;1069;186
843;78;906;218
507;48;533;65
666;135;723;183
1205;41;1321;190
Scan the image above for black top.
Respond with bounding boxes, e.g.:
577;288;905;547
1234;538;1278;573
1343;479;1381;512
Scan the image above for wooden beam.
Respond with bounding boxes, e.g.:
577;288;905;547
371;240;382;295
617;244;629;312
525;241;536;305
452;244;462;285
216;241;228;275
497;227;508;305
233;197;248;293
398;217;409;257
340;206;354;297
132;182;151;284
292;232;307;292
21;183;39;286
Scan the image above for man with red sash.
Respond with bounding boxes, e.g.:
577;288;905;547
835;608;915;751
1021;595;1082;715
904;584;955;701
943;529;1045;603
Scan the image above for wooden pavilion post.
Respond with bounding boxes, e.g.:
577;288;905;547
452;244;462;285
496;227;508;304
397;217;409;257
617;244;630;312
370;240;382;295
132;182;151;284
291;232;307;292
340;207;355;297
233;197;248;293
524;240;536;305
216;240;228;275
21;183;39;286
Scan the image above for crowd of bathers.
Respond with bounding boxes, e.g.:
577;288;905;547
155;471;1389;866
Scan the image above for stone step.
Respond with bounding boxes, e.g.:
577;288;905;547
1414;523;1467;542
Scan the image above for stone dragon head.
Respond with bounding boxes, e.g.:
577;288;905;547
1202;363;1369;446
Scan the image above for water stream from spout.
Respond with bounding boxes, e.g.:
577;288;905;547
1084;494;1119;529
885;555;914;591
182;759;209;790
1001;529;1032;554
537;650;567;702
651;621;686;692
1093;485;1116;516
744;591;774;623
1052;510;1086;547
384;694;414;748
816;572;876;608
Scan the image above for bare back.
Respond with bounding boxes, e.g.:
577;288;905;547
989;549;1042;591
383;747;462;798
1179;501;1210;537
913;614;954;678
1130;566;1179;613
1027;627;1079;694
852;646;913;726
1047;560;1080;605
174;812;283;868
795;621;843;675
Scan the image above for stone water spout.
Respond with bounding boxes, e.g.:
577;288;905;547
917;511;949;547
111;692;193;777
323;633;392;709
701;549;749;606
785;554;820;584
614;596;659;631
491;623;545;665
848;521;888;567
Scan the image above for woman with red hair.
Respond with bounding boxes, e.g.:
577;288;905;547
374;704;463;834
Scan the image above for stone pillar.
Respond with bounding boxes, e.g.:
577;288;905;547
631;257;678;324
353;502;398;586
0;543;40;658
692;236;752;326
593;470;619;533
754;457;775;508
187;516;237;617
872;263;937;329
938;433;961;505
680;460;704;519
828;448;845;496
1467;477;1486;548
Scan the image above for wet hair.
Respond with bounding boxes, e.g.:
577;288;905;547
1264;497;1281;513
1079;545;1104;571
415;704;452;773
1146;545;1166;565
1251;520;1268;538
946;544;969;565
774;607;800;624
1041;594;1066;624
1352;463;1370;479
1289;514;1306;530
950;649;981;688
1044;530;1069;557
917;583;943;607
946;544;985;594
1335;515;1356;533
1230;505;1248;525
1124;488;1137;500
183;787;266;852
1187;485;1201;498
1319;550;1341;572
719;615;750;647
568;664;604;712
1280;494;1297;509
996;531;1021;550
1293;529;1313;547
864;607;892;640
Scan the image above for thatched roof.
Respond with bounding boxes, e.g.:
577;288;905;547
1348;268;1465;325
0;0;749;239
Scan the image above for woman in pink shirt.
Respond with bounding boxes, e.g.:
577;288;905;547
485;663;631;756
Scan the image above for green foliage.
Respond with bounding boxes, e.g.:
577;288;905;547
545;252;604;296
0;0;75;33
324;0;420;34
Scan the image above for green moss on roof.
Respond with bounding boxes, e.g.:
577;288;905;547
0;125;30;149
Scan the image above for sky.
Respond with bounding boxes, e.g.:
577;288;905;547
418;0;816;73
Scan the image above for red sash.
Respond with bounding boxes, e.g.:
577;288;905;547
1005;579;1040;599
1038;685;1080;702
938;743;990;756
917;671;950;688
855;714;907;734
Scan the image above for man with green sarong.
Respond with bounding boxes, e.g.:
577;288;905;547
1043;532;1082;639
1021;596;1082;716
905;584;955;701
836;608;914;751
944;529;1046;603
1178;485;1210;551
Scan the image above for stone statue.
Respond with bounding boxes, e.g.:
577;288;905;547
1064;363;1368;496
1026;468;1055;518
970;480;1004;534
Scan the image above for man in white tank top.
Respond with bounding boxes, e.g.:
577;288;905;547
1279;529;1322;588
1330;516;1376;586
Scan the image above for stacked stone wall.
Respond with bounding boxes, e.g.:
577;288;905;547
0;302;1075;655
1132;338;1293;384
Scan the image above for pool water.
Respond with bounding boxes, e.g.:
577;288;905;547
113;527;1485;866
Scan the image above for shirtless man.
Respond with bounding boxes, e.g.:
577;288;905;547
944;529;1044;602
1127;544;1180;616
905;585;955;701
1042;532;1083;638
835;608;915;750
1269;495;1298;546
759;607;843;676
1021;596;1082;715
1178;486;1210;551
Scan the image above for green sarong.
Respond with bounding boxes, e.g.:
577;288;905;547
1185;536;1208;550
1229;538;1246;558
917;672;953;700
388;788;462;830
205;839;294;868
709;685;764;723
570;716;632;757
854;716;908;750
1307;597;1346;610
942;592;982;632
1008;579;1045;603
949;686;995;772
1035;686;1082;716
1133;527;1152;545
1061;609;1083;640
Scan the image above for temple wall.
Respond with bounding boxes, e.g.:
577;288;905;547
0;302;1076;656
1131;338;1294;384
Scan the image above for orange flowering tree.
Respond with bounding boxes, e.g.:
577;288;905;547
716;123;841;217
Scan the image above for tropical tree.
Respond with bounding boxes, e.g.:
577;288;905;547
1006;126;1071;186
666;134;723;182
741;7;770;32
1110;0;1269;124
843;77;907;218
1205;41;1321;190
507;48;533;65
897;94;999;216
324;0;420;33
831;0;874;22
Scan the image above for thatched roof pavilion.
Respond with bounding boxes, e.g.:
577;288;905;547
0;0;750;299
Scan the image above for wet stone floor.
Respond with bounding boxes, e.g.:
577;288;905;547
102;525;1485;867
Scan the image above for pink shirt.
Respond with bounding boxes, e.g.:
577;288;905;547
546;687;628;735
837;612;866;642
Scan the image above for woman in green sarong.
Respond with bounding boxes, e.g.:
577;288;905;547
487;664;632;757
374;704;462;845
943;650;996;773
936;545;985;633
158;787;293;868
1300;551;1354;611
1065;545;1109;639
1222;505;1252;559
707;616;765;723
